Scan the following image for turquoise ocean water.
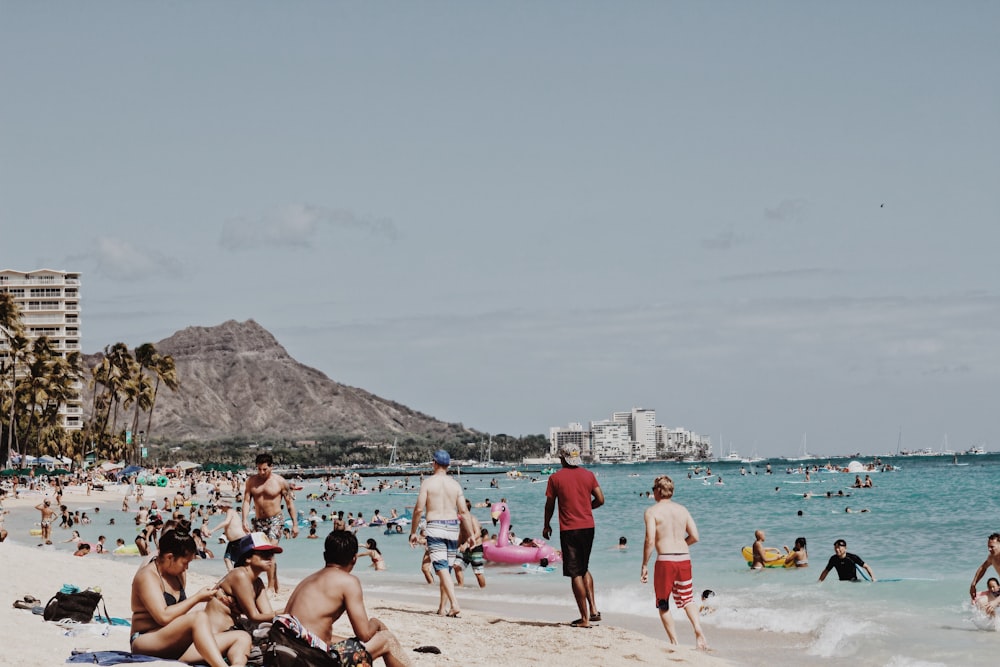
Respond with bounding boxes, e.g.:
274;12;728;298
9;454;999;665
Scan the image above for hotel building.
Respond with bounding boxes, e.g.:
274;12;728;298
0;268;84;430
549;407;713;462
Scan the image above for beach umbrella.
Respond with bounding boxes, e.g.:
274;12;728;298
1;468;23;476
99;462;120;471
175;461;202;470
49;468;72;476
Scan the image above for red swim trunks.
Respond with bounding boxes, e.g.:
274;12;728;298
654;553;694;610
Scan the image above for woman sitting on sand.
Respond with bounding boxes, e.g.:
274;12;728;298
783;537;809;567
215;533;279;627
359;538;387;571
130;521;252;667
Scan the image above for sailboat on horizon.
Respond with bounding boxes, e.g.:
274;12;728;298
785;433;814;461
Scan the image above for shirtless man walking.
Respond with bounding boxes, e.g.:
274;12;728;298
35;499;56;544
640;474;708;650
969;532;1000;602
206;500;247;571
408;450;475;616
242;453;298;593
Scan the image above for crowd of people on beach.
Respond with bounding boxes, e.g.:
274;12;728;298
4;448;1000;666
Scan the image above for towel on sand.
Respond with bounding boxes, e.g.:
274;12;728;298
67;651;184;665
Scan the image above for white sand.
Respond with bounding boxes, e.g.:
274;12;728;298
0;543;731;667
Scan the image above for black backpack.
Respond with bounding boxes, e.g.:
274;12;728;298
43;590;108;624
263;622;341;667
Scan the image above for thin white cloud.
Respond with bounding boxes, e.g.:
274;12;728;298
220;204;397;251
764;198;808;224
701;228;750;250
719;268;844;283
64;237;184;281
279;292;1000;383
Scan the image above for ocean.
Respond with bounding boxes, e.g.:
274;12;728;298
7;454;999;665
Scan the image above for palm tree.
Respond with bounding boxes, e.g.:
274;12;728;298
0;291;25;467
83;356;112;460
104;342;134;439
17;335;60;456
36;351;82;455
122;366;155;465
144;353;178;444
129;343;158;463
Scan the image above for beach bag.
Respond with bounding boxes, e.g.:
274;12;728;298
263;622;340;667
43;590;107;624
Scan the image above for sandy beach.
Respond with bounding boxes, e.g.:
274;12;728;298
0;489;732;667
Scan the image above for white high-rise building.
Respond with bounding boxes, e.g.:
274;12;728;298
0;268;83;431
590;419;631;462
631;407;656;459
549;422;592;459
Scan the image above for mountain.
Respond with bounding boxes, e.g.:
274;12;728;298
82;319;476;443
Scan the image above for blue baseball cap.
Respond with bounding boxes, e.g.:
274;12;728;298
433;450;451;466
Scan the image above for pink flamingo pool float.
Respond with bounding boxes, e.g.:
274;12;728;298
482;501;562;565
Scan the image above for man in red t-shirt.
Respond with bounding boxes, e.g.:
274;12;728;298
543;445;605;627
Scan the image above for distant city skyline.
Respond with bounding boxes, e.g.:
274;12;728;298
3;4;998;458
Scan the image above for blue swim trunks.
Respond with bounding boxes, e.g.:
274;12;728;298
425;519;460;572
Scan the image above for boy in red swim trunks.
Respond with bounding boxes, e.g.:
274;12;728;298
640;475;708;650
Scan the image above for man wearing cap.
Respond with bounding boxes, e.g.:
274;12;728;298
409;449;475;617
819;539;876;582
543;445;605;627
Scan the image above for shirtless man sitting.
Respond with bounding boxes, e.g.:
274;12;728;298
969;533;1000;604
243;453;297;593
274;530;411;667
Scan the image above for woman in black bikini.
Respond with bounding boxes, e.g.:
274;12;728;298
130;521;251;667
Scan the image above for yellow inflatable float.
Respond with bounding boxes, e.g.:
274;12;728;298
742;545;793;568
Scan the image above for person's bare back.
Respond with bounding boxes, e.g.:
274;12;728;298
417;474;464;521
640;475;707;651
284;531;411;667
644;497;697;555
283;566;354;645
210;508;246;543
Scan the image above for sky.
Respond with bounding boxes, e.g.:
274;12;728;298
2;2;999;458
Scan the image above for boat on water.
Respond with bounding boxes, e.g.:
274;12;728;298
902;447;939;457
785;433;816;462
965;445;987;455
522;454;560;466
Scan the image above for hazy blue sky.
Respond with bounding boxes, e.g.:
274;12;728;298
3;2;998;457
